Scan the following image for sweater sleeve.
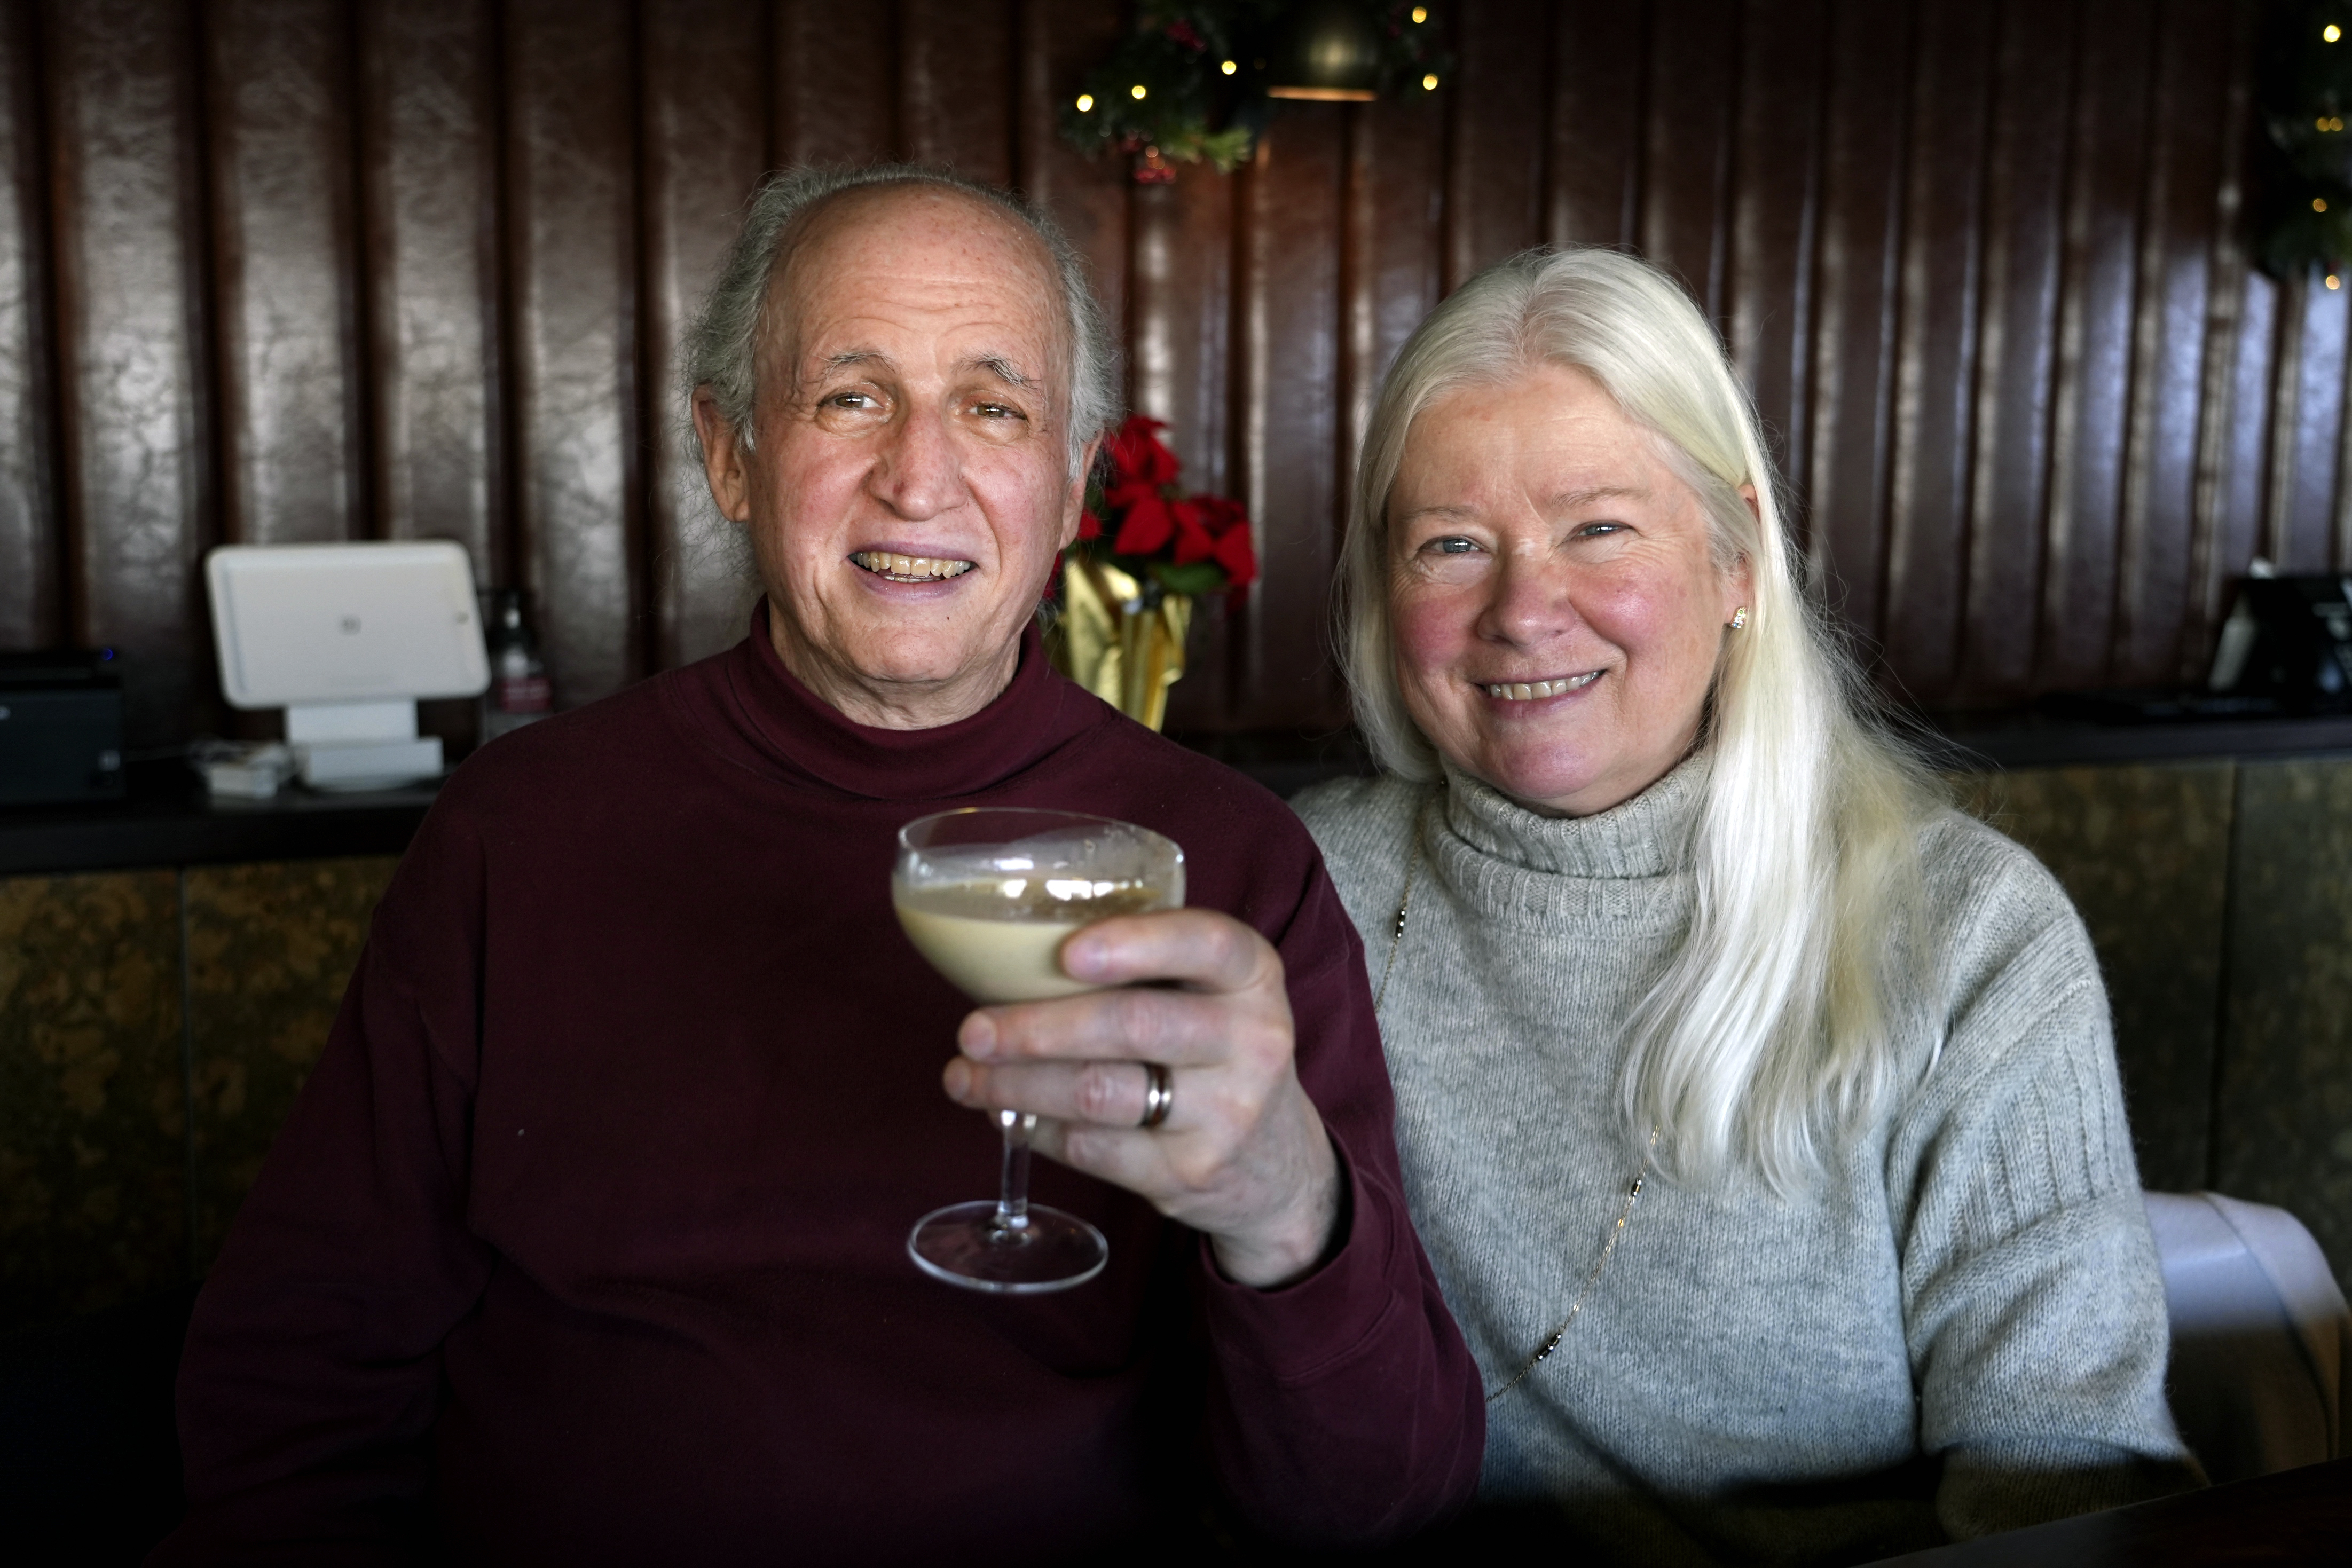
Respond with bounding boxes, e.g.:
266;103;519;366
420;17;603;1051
1192;861;1485;1546
1887;825;2202;1539
151;805;497;1565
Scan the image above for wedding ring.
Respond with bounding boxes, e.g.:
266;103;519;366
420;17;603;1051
1137;1061;1174;1130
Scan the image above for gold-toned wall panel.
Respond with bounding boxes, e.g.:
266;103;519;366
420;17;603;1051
184;856;397;1265
0;870;186;1329
2216;758;2352;1299
1955;762;2235;1193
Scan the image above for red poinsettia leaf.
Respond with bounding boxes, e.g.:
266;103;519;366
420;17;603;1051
1170;501;1216;565
1114;492;1175;556
1212;518;1257;589
1129;417;1182;486
1105;479;1161;514
1077;508;1103;541
1198;495;1249;535
1107;416;1176;488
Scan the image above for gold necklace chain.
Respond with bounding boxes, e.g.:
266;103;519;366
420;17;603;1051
1372;794;1659;1405
1483;1128;1659;1402
1371;822;1423;1014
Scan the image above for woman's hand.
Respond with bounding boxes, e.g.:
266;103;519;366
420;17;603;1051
940;909;1341;1289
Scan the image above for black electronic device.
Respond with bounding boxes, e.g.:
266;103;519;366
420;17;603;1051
0;650;127;806
2208;574;2352;712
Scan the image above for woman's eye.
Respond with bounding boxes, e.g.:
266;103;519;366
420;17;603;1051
1575;521;1624;539
1427;537;1477;556
972;401;1025;421
824;391;877;411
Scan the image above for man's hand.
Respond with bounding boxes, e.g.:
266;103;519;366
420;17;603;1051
940;909;1342;1288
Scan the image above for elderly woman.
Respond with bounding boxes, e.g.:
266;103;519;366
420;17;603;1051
1293;247;2199;1564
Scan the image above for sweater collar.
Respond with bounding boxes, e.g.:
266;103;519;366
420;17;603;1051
1438;750;1709;880
714;599;1089;799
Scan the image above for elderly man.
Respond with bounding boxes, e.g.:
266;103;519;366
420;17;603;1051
156;167;1481;1563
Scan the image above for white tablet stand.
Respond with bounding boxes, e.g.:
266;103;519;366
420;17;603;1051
206;542;492;792
282;699;445;790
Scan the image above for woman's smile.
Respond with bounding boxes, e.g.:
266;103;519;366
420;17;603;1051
1479;671;1602;703
1386;364;1749;816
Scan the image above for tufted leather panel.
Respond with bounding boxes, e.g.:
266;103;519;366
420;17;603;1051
0;0;2318;746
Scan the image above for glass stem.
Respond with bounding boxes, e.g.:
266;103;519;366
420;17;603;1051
993;1109;1035;1238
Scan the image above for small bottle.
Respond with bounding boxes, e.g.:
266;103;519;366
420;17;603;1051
479;589;553;744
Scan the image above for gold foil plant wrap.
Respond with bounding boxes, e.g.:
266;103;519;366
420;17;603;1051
1049;416;1254;731
1054;555;1194;732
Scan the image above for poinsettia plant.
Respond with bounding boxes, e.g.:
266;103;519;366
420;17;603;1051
1073;416;1258;599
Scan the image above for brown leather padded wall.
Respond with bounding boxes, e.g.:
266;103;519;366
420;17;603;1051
0;0;2317;746
358;0;504;586
39;0;217;744
0;1;58;650
206;0;366;555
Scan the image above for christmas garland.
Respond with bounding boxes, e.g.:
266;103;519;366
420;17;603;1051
2259;2;2352;279
1061;2;1449;182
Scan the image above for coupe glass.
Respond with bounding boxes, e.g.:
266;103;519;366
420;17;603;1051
894;808;1185;1293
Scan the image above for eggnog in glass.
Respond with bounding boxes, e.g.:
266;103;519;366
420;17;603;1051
893;808;1184;1292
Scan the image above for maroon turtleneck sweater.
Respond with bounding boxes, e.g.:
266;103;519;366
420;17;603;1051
156;608;1482;1565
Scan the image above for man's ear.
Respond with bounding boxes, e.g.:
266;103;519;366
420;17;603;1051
694;389;754;524
1058;435;1104;551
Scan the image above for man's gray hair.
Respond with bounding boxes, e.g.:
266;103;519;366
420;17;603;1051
684;164;1119;474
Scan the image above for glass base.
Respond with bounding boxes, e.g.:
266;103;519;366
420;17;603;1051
908;1201;1109;1294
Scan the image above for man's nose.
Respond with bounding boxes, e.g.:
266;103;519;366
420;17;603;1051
870;404;962;518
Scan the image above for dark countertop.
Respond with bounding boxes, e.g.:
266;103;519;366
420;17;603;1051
6;712;2351;880
1914;710;2352;770
0;759;440;878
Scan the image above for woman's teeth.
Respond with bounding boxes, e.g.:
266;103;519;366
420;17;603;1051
851;551;973;581
1483;673;1599;700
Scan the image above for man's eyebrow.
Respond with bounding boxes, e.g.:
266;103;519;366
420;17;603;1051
804;349;1035;387
961;353;1035;388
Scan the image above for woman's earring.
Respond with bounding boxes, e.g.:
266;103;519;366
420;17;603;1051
1729;606;1750;631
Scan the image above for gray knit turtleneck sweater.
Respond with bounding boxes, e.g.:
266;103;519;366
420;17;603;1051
1293;757;2198;1565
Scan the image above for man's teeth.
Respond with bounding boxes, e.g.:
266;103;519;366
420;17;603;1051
1483;673;1600;700
851;551;974;581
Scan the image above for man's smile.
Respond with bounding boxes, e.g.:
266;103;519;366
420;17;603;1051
849;550;976;582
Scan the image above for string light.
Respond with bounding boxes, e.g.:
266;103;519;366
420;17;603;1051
1411;5;1428;20
2330;275;2343;290
1423;72;1440;90
1130;83;1147;100
1075;93;1094;112
1221;59;1237;74
2317;196;2331;212
2329;23;2343;42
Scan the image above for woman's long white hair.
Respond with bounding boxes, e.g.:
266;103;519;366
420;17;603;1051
1340;247;1939;1192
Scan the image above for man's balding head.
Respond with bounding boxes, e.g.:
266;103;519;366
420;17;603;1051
687;166;1117;478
